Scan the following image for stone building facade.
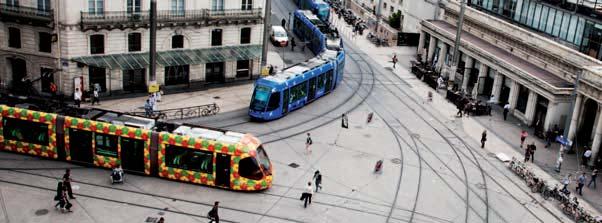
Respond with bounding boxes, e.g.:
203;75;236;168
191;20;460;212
0;0;265;97
418;1;602;163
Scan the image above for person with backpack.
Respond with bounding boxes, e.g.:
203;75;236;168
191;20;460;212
208;201;219;223
306;133;313;154
313;170;323;192
392;54;398;68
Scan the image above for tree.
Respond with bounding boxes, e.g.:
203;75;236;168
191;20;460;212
387;11;402;29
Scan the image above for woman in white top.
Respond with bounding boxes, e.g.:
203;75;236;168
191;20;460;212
302;182;313;208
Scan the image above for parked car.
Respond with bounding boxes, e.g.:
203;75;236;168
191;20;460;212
270;26;289;47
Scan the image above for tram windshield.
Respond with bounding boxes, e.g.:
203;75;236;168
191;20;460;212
250;85;271;111
256;146;272;175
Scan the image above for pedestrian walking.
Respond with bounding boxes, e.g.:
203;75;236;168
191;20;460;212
49;81;57;98
555;154;564;172
562;174;571;192
54;181;64;209
427;91;433;102
503;103;510;120
529;142;536;162
520;130;528;148
456;103;464;117
583;147;592;167
155;86;163;102
91;88;100;105
524;145;531;162
73;88;82;108
144;99;153;117
313;170;322;192
366;112;374;124
305;133;313;154
281;18;286;28
158;217;165;223
341;113;348;129
62;169;75;199
208;201;219;223
301;182;313;208
291;37;296;51
58;188;73;212
545;129;553;148
392;54;398;69
588;169;598;189
481;130;487;148
577;172;586;195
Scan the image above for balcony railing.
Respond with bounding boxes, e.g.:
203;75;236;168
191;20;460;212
0;3;54;24
81;8;262;29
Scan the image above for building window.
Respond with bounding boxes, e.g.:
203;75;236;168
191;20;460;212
127;0;141;14
88;0;104;15
40;68;53;93
95;133;118;157
89;66;106;92
8;27;21;48
516;85;529;113
6;0;18;7
165;65;189;85
212;0;224;10
211;29;222;46
383;2;387;9
172;35;184;48
38;0;50;12
90;34;104;54
390;6;394;13
240;27;251;44
171;0;184;16
236;60;250;77
39;32;52;53
128;33;141;52
241;0;252;10
165;145;213;173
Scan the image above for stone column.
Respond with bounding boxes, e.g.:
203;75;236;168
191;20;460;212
427;35;437;64
436;43;448;72
477;62;488;94
590;106;602;165
524;90;538;124
417;31;425;55
568;94;583;141
509;80;519;110
461;56;474;93
544;102;558;131
490;70;502;103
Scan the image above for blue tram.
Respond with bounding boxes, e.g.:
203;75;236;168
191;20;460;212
295;0;330;22
293;10;341;55
249;50;345;120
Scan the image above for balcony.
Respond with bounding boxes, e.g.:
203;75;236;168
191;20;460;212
0;3;54;27
81;8;263;31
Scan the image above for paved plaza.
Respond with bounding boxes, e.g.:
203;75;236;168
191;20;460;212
2;1;602;223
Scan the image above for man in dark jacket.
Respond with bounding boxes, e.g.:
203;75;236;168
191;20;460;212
208;201;219;223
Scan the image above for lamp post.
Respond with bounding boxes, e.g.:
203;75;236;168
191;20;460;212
149;0;157;83
446;0;466;90
261;0;272;68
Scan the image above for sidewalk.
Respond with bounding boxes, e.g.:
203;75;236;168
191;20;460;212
330;13;602;215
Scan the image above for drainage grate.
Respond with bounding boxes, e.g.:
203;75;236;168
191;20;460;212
410;133;421;139
146;217;158;222
34;209;49;216
213;96;221;99
288;163;299;168
390;158;402;164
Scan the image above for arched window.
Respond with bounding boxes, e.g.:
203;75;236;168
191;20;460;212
172;35;184;48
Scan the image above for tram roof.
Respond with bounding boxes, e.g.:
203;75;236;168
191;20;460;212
173;125;248;144
299;10;325;26
264;50;338;84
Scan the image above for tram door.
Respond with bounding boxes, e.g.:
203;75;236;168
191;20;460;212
120;138;145;173
308;77;317;101
282;89;289;114
216;153;231;188
68;129;93;164
325;70;333;93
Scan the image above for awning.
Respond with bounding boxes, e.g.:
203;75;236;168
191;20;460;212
71;44;262;70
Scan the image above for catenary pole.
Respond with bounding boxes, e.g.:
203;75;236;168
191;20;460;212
261;0;272;68
448;0;466;90
149;0;157;82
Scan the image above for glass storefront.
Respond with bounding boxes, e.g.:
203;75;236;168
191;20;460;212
469;0;602;59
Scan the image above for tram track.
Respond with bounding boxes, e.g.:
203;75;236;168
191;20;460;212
362;49;565;222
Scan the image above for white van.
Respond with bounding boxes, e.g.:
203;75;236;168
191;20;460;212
270;26;288;47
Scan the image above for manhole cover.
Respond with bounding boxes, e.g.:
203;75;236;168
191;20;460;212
213;96;221;99
146;217;158;222
288;163;299;168
35;209;49;216
390;158;402;164
364;134;371;138
158;211;165;216
410;133;420;139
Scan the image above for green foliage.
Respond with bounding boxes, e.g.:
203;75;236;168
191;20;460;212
388;11;402;29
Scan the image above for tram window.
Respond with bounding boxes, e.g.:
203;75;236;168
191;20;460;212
165;145;213;173
239;157;263;180
251;85;270;111
289;81;307;103
95;133;118;157
2;117;49;145
266;92;280;111
317;74;325;89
